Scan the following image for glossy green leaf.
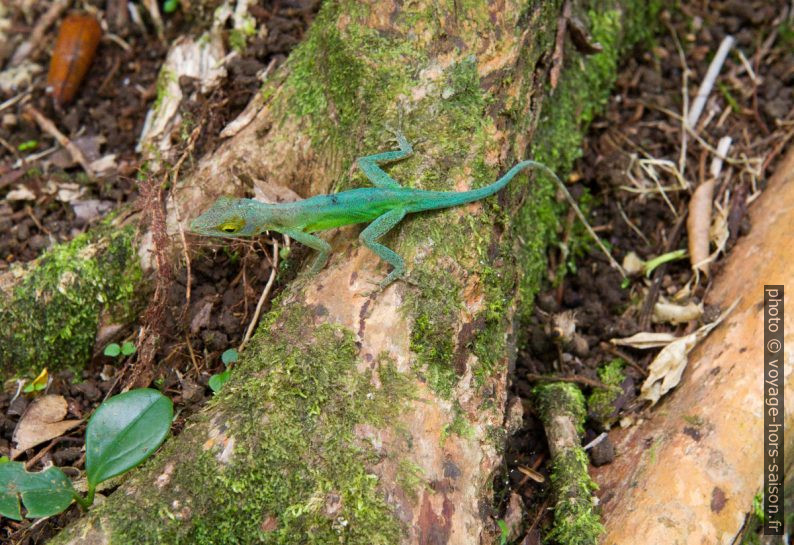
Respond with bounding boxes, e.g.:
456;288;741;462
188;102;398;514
208;369;232;393
85;389;173;487
0;462;75;520
121;341;137;356
221;348;238;365
103;343;121;357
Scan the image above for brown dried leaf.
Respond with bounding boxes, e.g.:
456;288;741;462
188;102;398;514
687;179;715;275
11;394;81;458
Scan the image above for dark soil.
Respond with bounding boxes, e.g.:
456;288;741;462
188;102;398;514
1;0;791;543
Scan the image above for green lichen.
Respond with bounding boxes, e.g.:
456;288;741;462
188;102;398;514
0;226;142;378
587;358;625;428
86;304;414;544
544;448;604;545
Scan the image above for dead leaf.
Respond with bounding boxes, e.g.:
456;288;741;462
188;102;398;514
688;179;715;275
5;185;36;201
253;182;303;204
11;394;81;458
622;251;644;275
190;298;214;333
640;299;738;405
610;331;677;349
709;201;729;259
652;299;703;325
72;199;114;222
55;182;87;203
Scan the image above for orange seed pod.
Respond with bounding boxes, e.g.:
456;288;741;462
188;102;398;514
46;13;102;106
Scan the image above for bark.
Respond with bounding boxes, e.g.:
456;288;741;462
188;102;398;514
591;145;794;544
29;1;659;543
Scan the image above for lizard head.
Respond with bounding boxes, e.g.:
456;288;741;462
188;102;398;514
190;196;272;237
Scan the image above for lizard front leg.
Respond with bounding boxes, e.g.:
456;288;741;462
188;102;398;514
356;131;413;189
283;229;332;274
358;207;408;289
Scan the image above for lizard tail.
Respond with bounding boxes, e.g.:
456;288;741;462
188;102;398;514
416;160;561;211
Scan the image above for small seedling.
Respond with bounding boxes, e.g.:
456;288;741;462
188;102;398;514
209;348;238;394
17;140;38;152
0;388;172;520
22;368;49;394
163;0;179;13
103;341;137;358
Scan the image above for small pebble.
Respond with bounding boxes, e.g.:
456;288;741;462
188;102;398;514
589;437;616;466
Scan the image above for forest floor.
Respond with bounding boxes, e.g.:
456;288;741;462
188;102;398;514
0;1;792;543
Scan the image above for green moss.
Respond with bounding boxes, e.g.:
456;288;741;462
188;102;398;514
89;304;413;544
587;358;625;428
229;13;256;52
404;268;465;398
280;2;421;146
681;414;705;427
534;383;587;436
533;385;602;544
152;67;177;114
0;226;142;378
395;460;426;500
441;401;475;445
544;448;604;545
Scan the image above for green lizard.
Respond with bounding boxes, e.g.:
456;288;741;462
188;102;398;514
190;132;562;289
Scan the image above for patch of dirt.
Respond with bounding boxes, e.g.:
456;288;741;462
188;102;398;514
502;2;793;541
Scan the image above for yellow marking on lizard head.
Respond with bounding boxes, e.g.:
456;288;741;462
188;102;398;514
215;216;246;234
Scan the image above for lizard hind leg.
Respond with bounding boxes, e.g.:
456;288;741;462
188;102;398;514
356;131;413;189
359;207;408;289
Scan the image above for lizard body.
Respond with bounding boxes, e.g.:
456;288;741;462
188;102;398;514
190;133;558;288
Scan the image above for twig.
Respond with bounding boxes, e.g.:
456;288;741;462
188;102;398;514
666;21;690;179
539;164;627;277
638;212;687;330
526;372;606;389
172;198;192;307
239;240;279;351
0;91;30;114
9;0;70;66
185;334;201;375
603;343;648;377
686;35;735;130
23;105;95;177
24;435;82;470
25;205;51;236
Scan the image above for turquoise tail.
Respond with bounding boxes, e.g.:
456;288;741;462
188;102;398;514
415;160;560;211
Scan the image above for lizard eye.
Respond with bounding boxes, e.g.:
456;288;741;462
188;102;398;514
216;216;246;234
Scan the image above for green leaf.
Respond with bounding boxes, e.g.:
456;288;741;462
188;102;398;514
208;369;232;393
103;343;121;357
0;462;75;520
221;348;238;366
85;389;173;487
121;341;137;356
